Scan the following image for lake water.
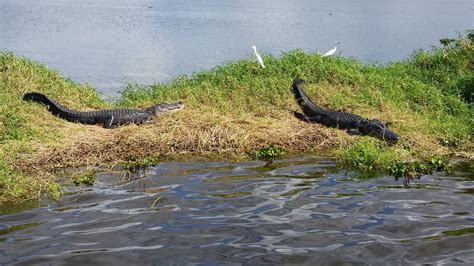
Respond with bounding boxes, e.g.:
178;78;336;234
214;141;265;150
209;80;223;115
0;156;473;265
1;0;473;98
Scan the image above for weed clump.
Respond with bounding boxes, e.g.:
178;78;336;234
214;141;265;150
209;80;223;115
249;145;286;162
122;156;159;172
387;156;451;187
388;156;451;179
72;171;96;186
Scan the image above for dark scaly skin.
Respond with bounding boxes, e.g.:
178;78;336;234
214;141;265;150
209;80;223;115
23;92;184;128
291;78;400;143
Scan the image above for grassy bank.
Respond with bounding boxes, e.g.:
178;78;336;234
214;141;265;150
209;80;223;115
1;34;473;203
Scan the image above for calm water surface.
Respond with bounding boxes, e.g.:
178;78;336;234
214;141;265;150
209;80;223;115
1;0;473;97
1;156;473;264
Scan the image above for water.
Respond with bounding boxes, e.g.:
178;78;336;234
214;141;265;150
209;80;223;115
1;0;473;98
1;156;473;264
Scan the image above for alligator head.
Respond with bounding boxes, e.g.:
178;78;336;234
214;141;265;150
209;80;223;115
358;119;400;143
148;102;185;116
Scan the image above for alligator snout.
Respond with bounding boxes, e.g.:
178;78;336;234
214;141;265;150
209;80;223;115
382;129;400;143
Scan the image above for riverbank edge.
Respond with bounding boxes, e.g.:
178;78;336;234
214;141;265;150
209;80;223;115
1;34;473;204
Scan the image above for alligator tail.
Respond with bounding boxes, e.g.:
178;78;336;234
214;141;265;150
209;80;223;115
291;78;321;118
23;92;70;117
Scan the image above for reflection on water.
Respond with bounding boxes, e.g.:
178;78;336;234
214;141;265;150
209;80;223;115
1;0;472;97
0;156;473;264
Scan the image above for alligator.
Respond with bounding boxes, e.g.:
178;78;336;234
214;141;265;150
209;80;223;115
291;78;400;143
23;92;184;128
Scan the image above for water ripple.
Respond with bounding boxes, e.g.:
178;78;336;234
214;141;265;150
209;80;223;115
18;245;164;261
0;156;472;265
61;222;142;236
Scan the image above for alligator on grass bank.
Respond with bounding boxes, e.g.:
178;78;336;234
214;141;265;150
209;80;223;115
23;92;184;128
291;78;400;143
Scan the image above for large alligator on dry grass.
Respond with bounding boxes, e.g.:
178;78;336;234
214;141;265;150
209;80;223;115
291;78;400;143
23;92;184;128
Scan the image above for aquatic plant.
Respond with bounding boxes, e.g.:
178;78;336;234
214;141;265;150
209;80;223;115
249;145;286;162
387;155;451;185
122;156;159;172
72;171;96;186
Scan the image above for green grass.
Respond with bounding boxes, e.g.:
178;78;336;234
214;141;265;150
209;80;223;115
0;52;106;202
0;33;473;204
337;139;411;172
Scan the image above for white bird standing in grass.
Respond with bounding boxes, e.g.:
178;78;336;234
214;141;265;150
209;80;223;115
252;45;265;68
322;42;340;57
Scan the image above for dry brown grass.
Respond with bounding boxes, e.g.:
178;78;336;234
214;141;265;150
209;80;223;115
10;108;348;174
10;104;464;178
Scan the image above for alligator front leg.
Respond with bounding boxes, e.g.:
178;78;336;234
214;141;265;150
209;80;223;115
104;115;116;129
346;128;363;135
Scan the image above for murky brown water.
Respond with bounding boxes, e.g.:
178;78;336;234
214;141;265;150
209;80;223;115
1;156;473;265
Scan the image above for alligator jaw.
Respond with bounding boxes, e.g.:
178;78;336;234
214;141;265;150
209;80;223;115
361;120;400;144
149;102;185;116
370;130;400;144
380;128;400;144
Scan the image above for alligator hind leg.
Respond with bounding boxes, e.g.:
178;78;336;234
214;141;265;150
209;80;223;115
307;115;322;123
293;111;310;122
294;112;324;124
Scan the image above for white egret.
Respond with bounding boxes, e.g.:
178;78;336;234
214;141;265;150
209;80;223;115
322;42;340;57
252;45;265;68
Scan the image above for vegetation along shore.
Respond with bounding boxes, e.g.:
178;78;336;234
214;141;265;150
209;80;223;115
0;34;472;204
